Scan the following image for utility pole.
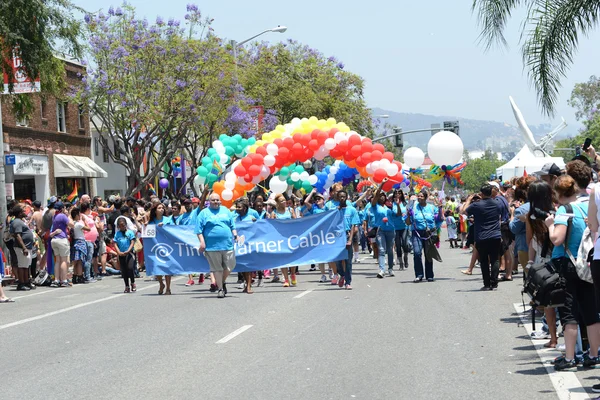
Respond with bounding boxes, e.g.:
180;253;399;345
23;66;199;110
0;102;7;236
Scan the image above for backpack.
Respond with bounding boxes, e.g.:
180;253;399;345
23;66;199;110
564;203;594;284
2;217;12;243
42;210;54;231
523;258;566;307
34;269;52;286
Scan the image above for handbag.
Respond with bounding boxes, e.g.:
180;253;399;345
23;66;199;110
367;227;378;239
417;205;439;244
133;237;143;253
523;258;566;307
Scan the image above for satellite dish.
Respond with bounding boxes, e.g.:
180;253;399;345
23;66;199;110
509;96;567;156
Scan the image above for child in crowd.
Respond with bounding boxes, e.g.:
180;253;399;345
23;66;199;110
445;210;459;248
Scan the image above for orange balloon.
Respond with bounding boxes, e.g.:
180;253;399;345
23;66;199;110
221;199;233;208
346;159;357;168
213;181;225;194
358;167;369;177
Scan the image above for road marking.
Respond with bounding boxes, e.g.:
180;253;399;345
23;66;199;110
59;293;81;299
0;277;183;331
216;325;253;344
11;289;56;300
512;303;589;400
294;289;314;299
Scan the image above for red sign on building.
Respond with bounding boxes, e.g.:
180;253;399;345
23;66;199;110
3;49;41;94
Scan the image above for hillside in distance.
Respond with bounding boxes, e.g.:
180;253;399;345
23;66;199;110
371;107;578;151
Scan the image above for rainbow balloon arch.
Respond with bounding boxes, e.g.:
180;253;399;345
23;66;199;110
195;117;466;207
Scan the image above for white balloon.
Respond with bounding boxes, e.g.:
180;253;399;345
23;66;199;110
269;176;288;194
371;161;381;171
300;171;309;181
224;180;235;190
403;147;425;169
427;131;464;166
266;143;279;156
264;154;276;167
219;154;228;164
379;159;390;168
261;165;270;177
314;150;326;160
330;167;339;175
334;131;346;143
386;163;399;176
194;175;205;186
237;176;246;185
291;117;301;125
225;172;236;182
324;138;336;150
212;140;224;150
290;172;300;182
252;175;262;184
365;164;374;174
308;175;318;185
221;189;233;201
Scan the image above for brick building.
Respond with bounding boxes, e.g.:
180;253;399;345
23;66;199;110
1;57;107;202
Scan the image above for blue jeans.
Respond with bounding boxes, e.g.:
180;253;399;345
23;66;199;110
105;266;121;275
412;231;434;279
84;241;94;279
336;245;353;285
377;230;395;273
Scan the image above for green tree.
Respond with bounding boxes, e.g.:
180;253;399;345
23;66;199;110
472;0;600;116
239;40;374;136
461;150;504;191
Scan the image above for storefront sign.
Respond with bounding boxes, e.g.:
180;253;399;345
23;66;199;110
14;154;48;175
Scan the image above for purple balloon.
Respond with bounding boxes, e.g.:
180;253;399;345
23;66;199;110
159;178;169;189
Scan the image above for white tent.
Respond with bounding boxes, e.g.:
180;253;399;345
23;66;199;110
496;145;565;181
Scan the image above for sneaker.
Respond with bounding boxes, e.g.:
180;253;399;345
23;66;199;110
556;343;566;352
283;280;290;287
209;283;218;292
592;383;600;393
291;275;297;286
50;280;59;288
198;275;205;284
427;278;434;282
345;284;352;290
132;283;137;292
329;270;334;280
480;286;490;291
554;357;577;371
338;276;345;287
413;277;423;283
238;282;246;290
256;278;262;287
124;287;131;293
84;278;97;284
217;289;224;298
319;274;327;283
16;284;30;291
271;276;281;283
223;283;227;296
354;258;360;264
583;354;599;368
388;269;395;277
331;276;339;285
185;279;195;287
530;331;551;340
377;272;384;279
60;280;71;287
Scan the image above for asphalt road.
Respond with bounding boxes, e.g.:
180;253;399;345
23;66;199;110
1;234;597;399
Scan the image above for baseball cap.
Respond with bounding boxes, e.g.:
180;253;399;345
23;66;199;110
534;163;562;177
191;197;200;203
313;193;324;200
488;181;500;190
54;201;64;210
48;196;57;206
182;199;192;205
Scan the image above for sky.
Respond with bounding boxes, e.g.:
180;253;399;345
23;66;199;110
72;0;600;129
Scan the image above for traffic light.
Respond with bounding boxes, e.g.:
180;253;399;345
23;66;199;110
443;121;460;136
393;127;403;148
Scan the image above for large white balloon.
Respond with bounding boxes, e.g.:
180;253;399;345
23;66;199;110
194;175;205;187
224;180;235;190
290;172;300;182
308;175;318;185
264;154;276;167
403;147;425;169
221;189;233;201
427;130;464;166
266;143;279;156
324;138;336;150
269;176;288;194
386;163;399;176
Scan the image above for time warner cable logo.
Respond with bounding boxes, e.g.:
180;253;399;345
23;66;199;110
151;243;174;263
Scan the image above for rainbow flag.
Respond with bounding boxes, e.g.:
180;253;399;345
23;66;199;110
148;183;156;195
67;181;78;203
211;160;223;176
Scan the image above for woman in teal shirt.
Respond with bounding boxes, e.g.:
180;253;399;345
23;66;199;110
371;180;395;278
147;203;174;294
406;190;440;282
391;190;409;271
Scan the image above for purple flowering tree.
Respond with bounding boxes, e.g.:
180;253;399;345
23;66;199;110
74;3;230;196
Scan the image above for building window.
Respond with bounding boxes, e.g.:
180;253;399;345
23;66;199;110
56;102;66;132
78;104;85;129
113;140;120;158
94;138;99;156
56;178;86;199
40;99;47;119
103;147;109;163
16;117;28;127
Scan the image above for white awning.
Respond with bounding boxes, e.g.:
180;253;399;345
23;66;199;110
53;154;108;178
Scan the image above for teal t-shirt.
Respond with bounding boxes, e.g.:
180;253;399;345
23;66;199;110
176;211;194;226
195;206;236;251
411;203;437;231
233;211;255;223
391;203;407;230
371;204;394;231
114;229;135;252
342;207;361;231
149;215;174;226
552;200;589;259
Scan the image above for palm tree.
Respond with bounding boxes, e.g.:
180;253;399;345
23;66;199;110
472;0;600;117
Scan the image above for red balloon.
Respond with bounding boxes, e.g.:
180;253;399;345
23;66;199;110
329;148;343;159
355;156;366;167
371;150;383;161
293;133;303;143
373;169;387;183
300;134;311;147
248;164;261;176
382;152;394;162
350;145;362;158
274;138;283;147
308;139;320;151
244;174;253;183
362;152;372;164
382;180;394;192
361;141;373;153
373;143;385;153
234;164;247;176
256;146;268;157
337;140;348;154
330;128;339;135
283;137;294;149
278;147;290;161
348;134;362;147
318;132;329;144
253;154;264;165
311;129;321;140
292;143;304;157
241;157;253;169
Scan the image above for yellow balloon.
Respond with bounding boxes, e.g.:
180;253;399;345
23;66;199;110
327;117;337;126
308;116;318;123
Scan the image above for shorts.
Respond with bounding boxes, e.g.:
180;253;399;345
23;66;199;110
15;248;32;268
205;250;236;272
51;238;71;258
558;258;600;326
98;239;107;256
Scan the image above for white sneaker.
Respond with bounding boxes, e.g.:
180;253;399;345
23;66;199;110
353;257;359;263
388;269;395;277
329;270;334;280
530;330;550;340
238;282;246;290
556;343;566;352
319;274;327;283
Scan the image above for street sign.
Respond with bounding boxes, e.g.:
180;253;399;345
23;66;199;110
443;121;460;136
3;48;41;94
5;155;15;165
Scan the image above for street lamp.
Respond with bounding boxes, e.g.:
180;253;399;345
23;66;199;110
230;25;288;67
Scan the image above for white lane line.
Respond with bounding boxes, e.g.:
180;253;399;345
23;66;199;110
216;325;253;344
294;289;314;299
58;293;81;299
0;278;183;331
11;289;56;300
512;303;589;400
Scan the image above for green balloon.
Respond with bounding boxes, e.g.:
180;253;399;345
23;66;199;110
295;165;304;173
219;134;228;142
248;137;256;146
225;146;235;156
287;177;294;186
302;181;313;192
207;148;217;157
280;167;290;178
294;180;302;190
207;173;218;183
233;134;242;142
210;153;220;161
197;166;209;177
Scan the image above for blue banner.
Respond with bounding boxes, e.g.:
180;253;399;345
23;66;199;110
142;210;347;276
